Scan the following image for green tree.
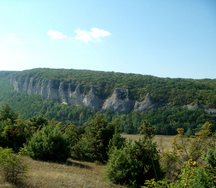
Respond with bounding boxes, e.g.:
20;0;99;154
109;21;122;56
72;113;115;163
0;104;18;123
205;147;216;168
63;124;80;153
29;116;48;130
106;137;161;187
26;123;70;162
108;117;126;153
0;147;26;185
174;159;215;188
161;122;216;181
0;119;30;152
139;121;155;138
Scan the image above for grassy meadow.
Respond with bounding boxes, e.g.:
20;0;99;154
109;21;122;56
1;134;213;187
0;157;123;188
122;134;176;152
0;135;175;188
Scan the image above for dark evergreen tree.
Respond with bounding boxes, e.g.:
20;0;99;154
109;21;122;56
26;123;70;162
106;137;161;187
72;113;115;163
0;104;18;123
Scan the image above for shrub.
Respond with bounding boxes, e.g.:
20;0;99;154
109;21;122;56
108;133;126;154
160;151;180;180
26;124;70;162
205;148;216;168
0;120;29;152
144;160;215;188
72;113;115;163
106;137;161;187
63;124;80;153
174;159;215;188
0;104;18;123
0;147;26;185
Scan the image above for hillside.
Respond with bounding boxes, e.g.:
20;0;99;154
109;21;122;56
19;157;123;188
0;68;215;134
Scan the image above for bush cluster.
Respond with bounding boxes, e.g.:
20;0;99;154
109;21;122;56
0;147;26;185
26;124;70;162
106;137;161;187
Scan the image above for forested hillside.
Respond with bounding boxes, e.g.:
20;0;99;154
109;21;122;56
10;68;216;106
0;68;215;135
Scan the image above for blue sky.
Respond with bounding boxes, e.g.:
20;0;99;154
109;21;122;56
0;0;215;78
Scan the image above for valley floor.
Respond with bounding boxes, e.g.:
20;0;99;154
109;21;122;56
122;134;175;152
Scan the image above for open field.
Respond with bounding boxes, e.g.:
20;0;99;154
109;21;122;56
0;157;124;188
122;134;176;152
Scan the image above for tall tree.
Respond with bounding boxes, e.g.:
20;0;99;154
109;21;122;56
72;113;115;163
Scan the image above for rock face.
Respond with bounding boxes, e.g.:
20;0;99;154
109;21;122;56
10;76;154;113
185;101;204;110
102;88;134;113
134;93;154;112
185;101;216;115
83;87;103;110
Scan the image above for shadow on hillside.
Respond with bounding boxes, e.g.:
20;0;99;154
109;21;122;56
66;159;92;169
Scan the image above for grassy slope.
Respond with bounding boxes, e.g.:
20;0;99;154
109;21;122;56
0;157;123;188
0;135;174;188
24;157;123;188
0;135;173;188
0;135;201;187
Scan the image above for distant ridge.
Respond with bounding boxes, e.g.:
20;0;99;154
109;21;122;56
7;68;216;113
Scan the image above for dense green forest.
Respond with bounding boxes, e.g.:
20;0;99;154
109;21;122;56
0;69;216;135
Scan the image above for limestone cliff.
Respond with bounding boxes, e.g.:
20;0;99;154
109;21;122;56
134;93;154;112
102;88;134;113
10;75;154;113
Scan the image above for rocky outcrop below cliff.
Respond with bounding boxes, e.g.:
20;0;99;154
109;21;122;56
134;93;155;112
10;76;154;113
102;88;134;113
184;101;216;115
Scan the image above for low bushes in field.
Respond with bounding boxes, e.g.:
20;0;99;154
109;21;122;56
0;147;26;185
26;123;70;162
106;136;162;187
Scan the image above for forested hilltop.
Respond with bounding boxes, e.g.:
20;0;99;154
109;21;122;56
0;68;215;135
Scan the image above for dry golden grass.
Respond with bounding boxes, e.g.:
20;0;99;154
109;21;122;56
1;157;124;188
22;157;123;188
122;134;176;152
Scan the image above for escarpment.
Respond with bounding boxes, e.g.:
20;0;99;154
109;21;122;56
10;75;154;113
134;93;155;112
102;88;134;113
